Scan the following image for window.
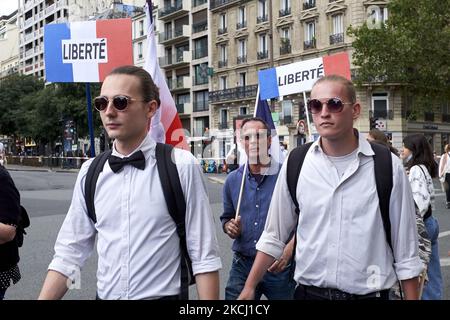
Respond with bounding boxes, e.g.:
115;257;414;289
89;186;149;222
304;21;316;49
219;13;227;34
372;93;389;119
368;6;388;26
194;63;208;85
194;90;209;112
164;22;172;40
258;0;268;22
219;45;227;67
238;39;247;60
330;14;344;44
280;0;291;13
137;42;143;59
259;34;267;53
220;109;228;128
139;20;144;36
305;22;315;41
238;6;246;28
240;106;249;115
220;76;227;90
194;37;208;59
239;72;246;87
282;100;293;124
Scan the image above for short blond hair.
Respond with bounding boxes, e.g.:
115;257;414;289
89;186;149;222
312;75;356;103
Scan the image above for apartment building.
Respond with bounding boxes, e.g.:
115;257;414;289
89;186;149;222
209;0;449;156
18;0;70;78
0;10;20;79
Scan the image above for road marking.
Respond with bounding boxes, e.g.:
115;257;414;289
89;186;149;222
439;231;450;238
440;258;450;267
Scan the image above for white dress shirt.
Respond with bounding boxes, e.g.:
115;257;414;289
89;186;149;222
257;135;423;295
49;135;222;299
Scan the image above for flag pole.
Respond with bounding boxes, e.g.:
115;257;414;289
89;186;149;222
303;91;313;142
234;86;261;220
86;83;96;157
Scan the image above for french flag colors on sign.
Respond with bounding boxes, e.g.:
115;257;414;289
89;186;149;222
44;19;133;83
258;52;351;100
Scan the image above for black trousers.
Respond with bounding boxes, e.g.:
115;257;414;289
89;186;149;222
294;284;389;300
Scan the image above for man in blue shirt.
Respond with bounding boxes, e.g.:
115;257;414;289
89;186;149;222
220;117;295;300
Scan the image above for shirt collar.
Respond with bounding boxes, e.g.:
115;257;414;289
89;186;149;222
310;129;375;157
111;134;156;161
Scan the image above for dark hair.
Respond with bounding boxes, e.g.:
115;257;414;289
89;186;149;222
108;65;161;106
369;129;400;157
403;134;438;177
312;74;356;104
240;117;271;136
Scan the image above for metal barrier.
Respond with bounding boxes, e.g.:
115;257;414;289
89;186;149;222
6;156;90;169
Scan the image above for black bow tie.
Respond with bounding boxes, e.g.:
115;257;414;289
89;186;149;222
108;150;146;173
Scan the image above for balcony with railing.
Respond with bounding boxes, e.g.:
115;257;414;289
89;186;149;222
218;27;228;35
257;50;268;60
257;15;268;24
159;50;191;68
303;0;316;10
209;85;258;103
193;0;207;7
172;76;191;91
280;43;291;55
218;60;228;68
192;21;207;34
193;47;208;60
45;3;56;15
303;39;316;50
159;0;189;20
279;8;291;17
210;0;251;11
237;55;247;64
329;33;344;45
218;121;228;130
159;25;190;44
236;21;247;29
176;102;192;115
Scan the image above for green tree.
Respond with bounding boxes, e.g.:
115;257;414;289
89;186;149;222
348;0;450;109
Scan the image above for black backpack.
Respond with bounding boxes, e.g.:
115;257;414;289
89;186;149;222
286;142;394;258
84;143;194;299
16;205;30;248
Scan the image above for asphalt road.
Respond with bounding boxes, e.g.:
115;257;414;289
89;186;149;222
4;169;450;300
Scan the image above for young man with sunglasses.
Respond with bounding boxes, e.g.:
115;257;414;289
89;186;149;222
39;65;221;300
238;75;423;300
220;117;296;300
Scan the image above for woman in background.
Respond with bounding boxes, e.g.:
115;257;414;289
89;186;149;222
402;134;443;300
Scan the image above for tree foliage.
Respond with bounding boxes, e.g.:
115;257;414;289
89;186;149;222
348;0;450;107
0;74;101;153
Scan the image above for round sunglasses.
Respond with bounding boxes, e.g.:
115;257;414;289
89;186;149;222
93;95;144;112
307;98;353;114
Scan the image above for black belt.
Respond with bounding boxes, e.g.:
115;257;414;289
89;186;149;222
296;284;389;300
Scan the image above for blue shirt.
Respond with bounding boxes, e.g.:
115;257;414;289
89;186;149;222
221;163;280;257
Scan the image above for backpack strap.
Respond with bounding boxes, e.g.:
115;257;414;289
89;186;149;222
286;142;313;215
370;142;394;254
84;150;112;224
155;143;193;300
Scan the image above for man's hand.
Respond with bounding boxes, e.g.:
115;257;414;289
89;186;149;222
267;237;294;273
224;216;241;239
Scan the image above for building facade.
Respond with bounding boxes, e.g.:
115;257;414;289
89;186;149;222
0;10;20;79
208;0;449;157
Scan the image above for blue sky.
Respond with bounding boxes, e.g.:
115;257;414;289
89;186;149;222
0;0;18;16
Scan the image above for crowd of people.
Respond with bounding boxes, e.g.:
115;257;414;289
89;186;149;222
0;68;445;300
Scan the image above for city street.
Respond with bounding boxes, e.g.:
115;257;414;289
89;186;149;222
4;168;450;300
